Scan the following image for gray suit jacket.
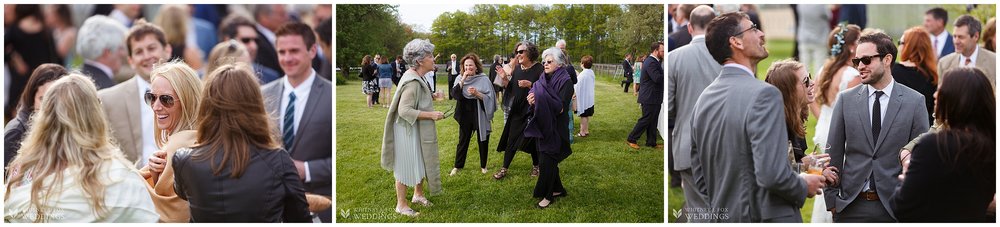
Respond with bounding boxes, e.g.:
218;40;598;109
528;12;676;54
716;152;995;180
262;74;332;197
938;47;996;87
823;81;929;218
691;66;807;222
669;36;722;171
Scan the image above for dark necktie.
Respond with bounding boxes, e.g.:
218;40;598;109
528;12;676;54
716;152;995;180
872;91;884;139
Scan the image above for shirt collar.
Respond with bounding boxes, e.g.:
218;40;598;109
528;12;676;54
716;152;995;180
723;63;755;77
691;34;706;41
283;69;317;92
256;24;276;45
960;46;980;65
867;78;895;98
85;60;114;81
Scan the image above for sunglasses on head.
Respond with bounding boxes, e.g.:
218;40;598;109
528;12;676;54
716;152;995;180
852;54;887;66
145;91;176;108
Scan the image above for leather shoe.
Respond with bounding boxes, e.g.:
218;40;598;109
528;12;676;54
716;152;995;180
627;141;641;149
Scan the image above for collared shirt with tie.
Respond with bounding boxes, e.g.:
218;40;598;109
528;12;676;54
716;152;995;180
863;80;894;191
958;46;980;67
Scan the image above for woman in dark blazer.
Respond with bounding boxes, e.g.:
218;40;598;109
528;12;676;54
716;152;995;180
524;47;574;209
360;55;378;108
4;64;67;167
890;67;995;222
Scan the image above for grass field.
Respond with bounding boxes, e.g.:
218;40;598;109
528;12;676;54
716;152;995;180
336;71;664;222
666;39;824;223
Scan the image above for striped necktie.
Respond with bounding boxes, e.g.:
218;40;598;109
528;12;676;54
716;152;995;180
283;92;297;151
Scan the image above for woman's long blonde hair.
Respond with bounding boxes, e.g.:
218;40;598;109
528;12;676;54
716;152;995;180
150;61;204;147
4;74;130;222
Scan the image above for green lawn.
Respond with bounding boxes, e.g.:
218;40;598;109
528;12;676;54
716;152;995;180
336;71;664;222
667;39;823;223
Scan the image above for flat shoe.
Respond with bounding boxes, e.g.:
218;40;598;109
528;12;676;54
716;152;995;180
411;196;433;207
395;207;419;217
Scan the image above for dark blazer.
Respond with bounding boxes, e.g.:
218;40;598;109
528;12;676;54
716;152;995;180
4;112;29;167
80;62;117;90
261;75;332;198
890;133;995;222
172;146;311;223
939;34;956;58
254;63;281;85
622;59;634;81
668;25;692;52
891;63;936;124
638;55;664;105
255;28;282;76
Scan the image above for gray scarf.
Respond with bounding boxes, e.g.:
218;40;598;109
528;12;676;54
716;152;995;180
458;73;496;141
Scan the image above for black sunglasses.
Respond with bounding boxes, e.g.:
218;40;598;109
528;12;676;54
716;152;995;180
733;23;758;37
516;50;526;54
852;54;887;66
543;60;554;65
144;91;176;108
240;37;258;44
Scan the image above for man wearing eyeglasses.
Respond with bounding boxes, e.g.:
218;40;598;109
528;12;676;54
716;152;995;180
690;12;826;222
98;19;172;167
823;31;929;222
219;14;280;84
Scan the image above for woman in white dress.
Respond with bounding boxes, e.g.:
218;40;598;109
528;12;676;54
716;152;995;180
381;39;445;217
809;23;862;223
4;74;158;223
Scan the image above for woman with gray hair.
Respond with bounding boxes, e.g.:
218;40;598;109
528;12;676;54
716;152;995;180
381;39;445;217
524;47;574;209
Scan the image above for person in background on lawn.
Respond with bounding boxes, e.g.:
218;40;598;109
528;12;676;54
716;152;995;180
574;55;596;137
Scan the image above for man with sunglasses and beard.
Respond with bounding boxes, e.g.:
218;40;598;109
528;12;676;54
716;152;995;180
219;14;280;84
689;12;827;222
823;30;929;222
98;19;172;167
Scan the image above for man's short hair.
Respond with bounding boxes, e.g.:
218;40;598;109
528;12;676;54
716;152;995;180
275;22;316;49
926;7;948;24
955;14;983;38
125;19;168;57
858;30;898;63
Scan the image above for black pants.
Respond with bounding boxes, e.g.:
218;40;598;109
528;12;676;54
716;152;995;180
455;122;488;169
623;78;633;92
834;194;895;222
628;104;661;146
502;149;538;169
447;73;458;99
533;153;566;201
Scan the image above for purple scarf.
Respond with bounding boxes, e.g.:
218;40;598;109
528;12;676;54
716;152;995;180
524;67;571;153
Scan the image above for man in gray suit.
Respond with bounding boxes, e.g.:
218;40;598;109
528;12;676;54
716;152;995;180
690;12;827;222
823;30;929;222
667;5;719;222
261;22;332;222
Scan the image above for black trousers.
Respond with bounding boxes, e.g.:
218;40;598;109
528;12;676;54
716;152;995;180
628;104;661;146
833;195;896;222
623;77;633;92
455;122;488;169
502;149;538;169
447;73;458;99
533;153;566;201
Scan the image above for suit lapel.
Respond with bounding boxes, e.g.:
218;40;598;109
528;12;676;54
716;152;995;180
874;83;903;153
291;78;326;154
855;86;875;150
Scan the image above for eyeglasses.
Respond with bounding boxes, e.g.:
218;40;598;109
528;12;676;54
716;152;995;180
239;37;257;44
145;91;176;108
732;23;758;37
852;54;887;66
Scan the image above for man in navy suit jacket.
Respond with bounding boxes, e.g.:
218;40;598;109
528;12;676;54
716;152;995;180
621;53;634;92
627;42;664;149
924;7;955;58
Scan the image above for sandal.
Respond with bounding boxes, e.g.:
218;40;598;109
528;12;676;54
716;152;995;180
536;198;554;209
493;168;508;180
411;196;433;207
530;166;540;177
395;206;419;217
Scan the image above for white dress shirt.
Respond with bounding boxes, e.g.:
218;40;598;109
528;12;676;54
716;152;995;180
959;46;980;67
931;31;950;57
280;70;316;182
867;78;895;127
136;77;157;167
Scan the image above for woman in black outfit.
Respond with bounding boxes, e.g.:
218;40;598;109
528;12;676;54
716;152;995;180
360;55;378;108
890;67;995;222
524;47;574;209
449;53;496;175
891;27;938;125
494;41;542;179
5;5;60;122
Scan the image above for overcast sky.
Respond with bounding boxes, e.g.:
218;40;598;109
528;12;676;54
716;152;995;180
397;4;476;33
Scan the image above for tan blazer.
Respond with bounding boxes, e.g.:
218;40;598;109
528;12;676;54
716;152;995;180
938;47;996;86
381;70;442;195
139;130;196;223
98;77;144;164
